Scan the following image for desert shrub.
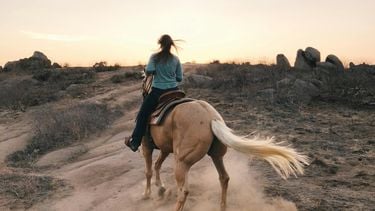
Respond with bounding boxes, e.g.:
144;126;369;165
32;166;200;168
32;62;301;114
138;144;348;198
110;74;125;83
93;61;121;72
7;103;122;166
0;173;64;209
320;70;375;105
0;78;58;110
33;68;95;87
0;68;96;110
110;71;143;83
195;63;281;91
32;69;51;81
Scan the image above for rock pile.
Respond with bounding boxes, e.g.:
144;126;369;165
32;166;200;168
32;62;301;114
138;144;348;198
3;51;57;72
270;47;374;105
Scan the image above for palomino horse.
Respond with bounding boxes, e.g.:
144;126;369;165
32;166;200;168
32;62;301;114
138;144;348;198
138;73;308;211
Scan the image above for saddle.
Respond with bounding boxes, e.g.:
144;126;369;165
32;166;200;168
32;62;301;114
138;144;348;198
149;90;195;125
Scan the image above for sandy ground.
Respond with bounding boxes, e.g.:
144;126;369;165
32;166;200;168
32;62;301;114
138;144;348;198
1;69;374;210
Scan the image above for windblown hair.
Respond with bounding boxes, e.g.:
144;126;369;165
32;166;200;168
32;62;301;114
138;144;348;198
154;34;179;64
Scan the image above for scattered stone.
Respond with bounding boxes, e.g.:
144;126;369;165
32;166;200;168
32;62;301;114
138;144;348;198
276;54;291;71
326;54;344;72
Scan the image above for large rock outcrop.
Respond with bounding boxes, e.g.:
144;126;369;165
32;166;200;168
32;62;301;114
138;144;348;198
3;51;52;72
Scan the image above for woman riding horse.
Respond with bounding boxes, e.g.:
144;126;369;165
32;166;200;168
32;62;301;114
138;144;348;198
125;34;183;152
125;35;308;211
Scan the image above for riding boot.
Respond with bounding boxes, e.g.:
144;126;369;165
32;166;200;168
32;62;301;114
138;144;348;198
125;136;142;152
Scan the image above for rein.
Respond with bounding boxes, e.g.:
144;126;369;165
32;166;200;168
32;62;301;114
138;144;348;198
142;69;153;98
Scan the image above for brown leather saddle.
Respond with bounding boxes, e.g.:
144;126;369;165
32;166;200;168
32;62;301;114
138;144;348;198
149;90;195;125
145;90;194;149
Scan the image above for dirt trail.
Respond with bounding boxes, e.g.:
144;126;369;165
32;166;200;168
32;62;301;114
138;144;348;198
27;75;296;211
0;112;32;169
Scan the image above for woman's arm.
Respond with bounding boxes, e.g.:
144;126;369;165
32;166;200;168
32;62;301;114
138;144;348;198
176;58;183;82
145;55;156;75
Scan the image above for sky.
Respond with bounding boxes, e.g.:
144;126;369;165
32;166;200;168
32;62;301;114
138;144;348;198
0;0;374;66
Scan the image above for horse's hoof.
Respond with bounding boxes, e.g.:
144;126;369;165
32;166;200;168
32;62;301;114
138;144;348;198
142;193;151;200
158;186;166;197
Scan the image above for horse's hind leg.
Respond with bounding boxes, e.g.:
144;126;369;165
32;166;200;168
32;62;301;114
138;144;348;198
142;143;153;199
154;151;169;196
174;161;191;211
211;156;230;211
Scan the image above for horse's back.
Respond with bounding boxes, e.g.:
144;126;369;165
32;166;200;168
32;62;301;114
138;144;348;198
151;100;226;163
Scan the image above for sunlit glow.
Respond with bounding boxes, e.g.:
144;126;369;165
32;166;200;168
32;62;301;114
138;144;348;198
0;0;374;66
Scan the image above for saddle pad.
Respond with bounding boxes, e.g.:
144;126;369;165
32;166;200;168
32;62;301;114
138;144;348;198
149;98;195;125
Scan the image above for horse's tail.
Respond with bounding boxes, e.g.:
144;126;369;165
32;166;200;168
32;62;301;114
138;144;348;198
211;119;309;179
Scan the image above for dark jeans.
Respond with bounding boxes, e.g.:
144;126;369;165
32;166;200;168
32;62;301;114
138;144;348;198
131;87;179;145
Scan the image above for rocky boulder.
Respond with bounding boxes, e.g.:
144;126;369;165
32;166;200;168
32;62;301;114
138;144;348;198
3;51;52;72
326;54;344;72
52;62;62;68
294;47;321;70
32;51;49;61
276;54;291;71
295;49;313;70
304;47;321;64
292;79;320;103
276;77;320;104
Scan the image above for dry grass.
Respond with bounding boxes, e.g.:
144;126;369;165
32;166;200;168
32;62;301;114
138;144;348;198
110;71;143;83
189;63;375;106
7;102;122;167
0;68;96;110
0;173;65;209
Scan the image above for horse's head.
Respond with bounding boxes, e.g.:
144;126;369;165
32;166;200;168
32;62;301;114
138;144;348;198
142;69;153;98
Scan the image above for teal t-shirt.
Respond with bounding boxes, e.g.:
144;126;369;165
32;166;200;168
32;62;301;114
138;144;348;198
145;54;183;89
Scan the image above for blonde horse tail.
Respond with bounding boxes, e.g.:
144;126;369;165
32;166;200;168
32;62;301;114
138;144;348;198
211;119;309;179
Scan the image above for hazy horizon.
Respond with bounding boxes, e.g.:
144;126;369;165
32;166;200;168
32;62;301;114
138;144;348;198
1;0;374;66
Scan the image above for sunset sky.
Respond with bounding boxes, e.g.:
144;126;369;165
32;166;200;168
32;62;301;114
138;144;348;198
1;0;374;66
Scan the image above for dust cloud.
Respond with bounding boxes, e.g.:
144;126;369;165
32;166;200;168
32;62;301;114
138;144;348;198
130;150;296;211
